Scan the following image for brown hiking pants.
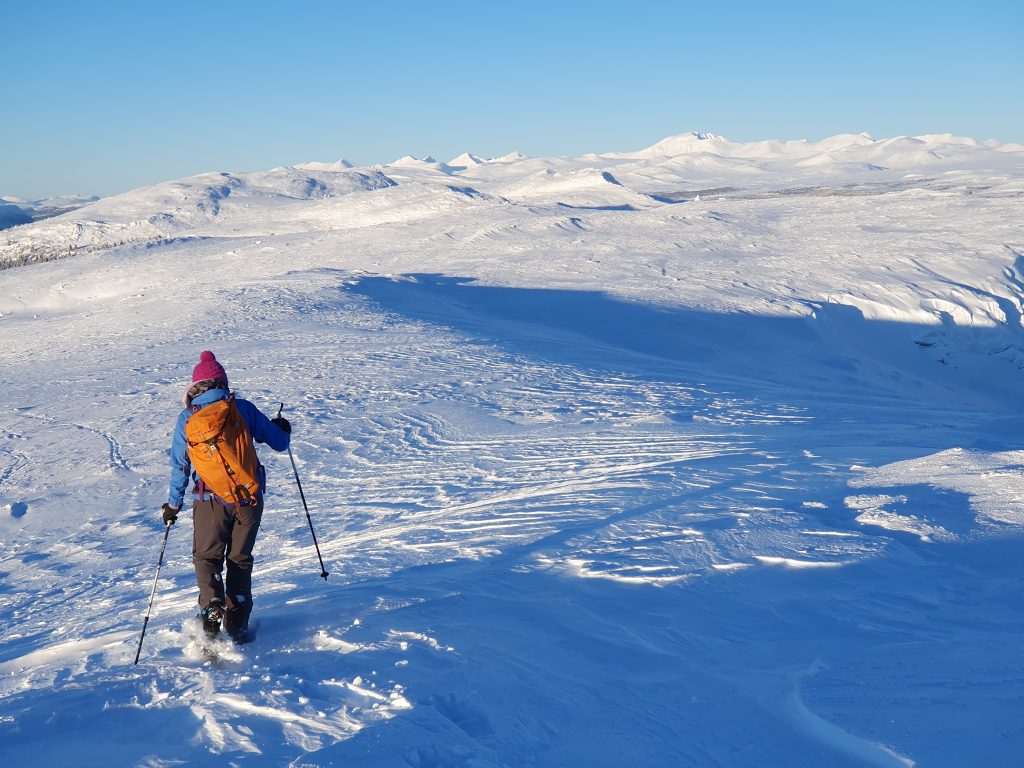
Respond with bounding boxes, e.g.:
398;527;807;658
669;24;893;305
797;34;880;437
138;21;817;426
192;495;263;627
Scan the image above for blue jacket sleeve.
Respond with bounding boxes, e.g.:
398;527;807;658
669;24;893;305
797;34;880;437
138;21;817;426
236;399;291;452
168;410;192;508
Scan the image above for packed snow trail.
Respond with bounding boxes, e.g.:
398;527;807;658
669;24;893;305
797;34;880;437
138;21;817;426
2;132;1024;766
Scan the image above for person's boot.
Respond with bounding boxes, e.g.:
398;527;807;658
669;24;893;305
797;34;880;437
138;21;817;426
224;605;249;643
200;599;225;639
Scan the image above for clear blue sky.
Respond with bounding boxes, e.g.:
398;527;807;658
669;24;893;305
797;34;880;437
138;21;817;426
3;0;1021;198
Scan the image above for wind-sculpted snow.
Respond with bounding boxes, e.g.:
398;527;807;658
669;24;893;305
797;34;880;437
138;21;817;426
1;132;1024;766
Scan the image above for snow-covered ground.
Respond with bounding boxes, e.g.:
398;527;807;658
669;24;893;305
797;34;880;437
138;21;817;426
1;131;1023;766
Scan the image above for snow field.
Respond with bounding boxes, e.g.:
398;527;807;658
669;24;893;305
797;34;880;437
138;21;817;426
1;131;1024;765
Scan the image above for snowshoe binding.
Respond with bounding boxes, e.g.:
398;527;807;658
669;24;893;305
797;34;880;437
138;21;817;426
200;599;226;639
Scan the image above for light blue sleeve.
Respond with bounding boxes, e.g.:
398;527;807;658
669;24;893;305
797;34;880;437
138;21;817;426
236;398;291;452
167;409;192;508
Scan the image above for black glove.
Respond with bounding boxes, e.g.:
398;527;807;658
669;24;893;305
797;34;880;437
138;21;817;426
161;503;179;526
271;416;291;434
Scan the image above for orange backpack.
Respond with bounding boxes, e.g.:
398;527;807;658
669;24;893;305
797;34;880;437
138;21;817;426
185;396;261;506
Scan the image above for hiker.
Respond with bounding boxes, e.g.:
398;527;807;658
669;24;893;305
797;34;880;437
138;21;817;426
160;351;291;641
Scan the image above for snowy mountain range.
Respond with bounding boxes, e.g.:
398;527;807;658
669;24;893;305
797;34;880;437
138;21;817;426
2;130;1024;767
0;193;99;231
4;130;1021;269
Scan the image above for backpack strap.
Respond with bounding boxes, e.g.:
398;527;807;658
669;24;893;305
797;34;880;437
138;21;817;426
188;392;232;416
188;403;205;499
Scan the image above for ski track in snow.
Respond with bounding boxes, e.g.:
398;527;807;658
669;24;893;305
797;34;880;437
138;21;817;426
2;133;1024;766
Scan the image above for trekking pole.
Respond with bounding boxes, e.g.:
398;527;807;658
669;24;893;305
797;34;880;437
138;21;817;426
133;520;172;665
279;403;330;580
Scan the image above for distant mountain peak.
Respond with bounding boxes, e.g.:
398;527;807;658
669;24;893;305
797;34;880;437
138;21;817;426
493;151;527;163
295;159;355;172
449;152;486;168
639;131;731;158
391;155;442;168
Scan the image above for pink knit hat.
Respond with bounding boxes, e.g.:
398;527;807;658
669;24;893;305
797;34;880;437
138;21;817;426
192;351;228;386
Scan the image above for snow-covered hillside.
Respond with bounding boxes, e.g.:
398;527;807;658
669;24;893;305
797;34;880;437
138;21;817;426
1;131;1023;767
